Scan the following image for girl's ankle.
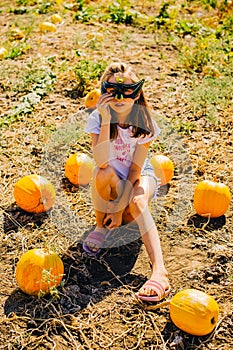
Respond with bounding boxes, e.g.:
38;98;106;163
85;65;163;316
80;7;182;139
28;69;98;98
96;226;108;234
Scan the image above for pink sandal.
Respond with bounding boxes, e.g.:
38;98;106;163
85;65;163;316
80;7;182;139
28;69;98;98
135;280;171;302
83;230;110;255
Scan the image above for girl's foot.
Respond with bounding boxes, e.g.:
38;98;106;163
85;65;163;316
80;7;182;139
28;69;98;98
136;272;170;301
83;227;108;254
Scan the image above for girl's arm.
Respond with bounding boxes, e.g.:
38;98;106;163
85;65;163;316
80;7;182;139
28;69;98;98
91;93;113;168
91;126;110;168
117;141;150;207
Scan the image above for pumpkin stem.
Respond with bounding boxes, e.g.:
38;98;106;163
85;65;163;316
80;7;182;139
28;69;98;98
145;300;171;311
213;175;218;182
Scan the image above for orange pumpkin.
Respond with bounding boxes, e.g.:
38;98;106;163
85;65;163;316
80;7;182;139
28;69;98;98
14;174;56;213
16;248;64;296
194;179;231;218
65;152;94;186
84;89;100;109
170;289;219;336
150;154;174;186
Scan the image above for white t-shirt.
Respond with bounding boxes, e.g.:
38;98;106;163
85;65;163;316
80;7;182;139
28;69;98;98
84;109;160;179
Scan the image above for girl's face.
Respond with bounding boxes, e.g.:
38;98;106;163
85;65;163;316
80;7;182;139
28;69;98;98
107;75;139;116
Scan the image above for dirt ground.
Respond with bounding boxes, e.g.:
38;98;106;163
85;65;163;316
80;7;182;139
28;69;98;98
0;1;233;349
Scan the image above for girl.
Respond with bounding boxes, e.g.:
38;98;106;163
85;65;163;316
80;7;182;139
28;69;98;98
83;62;170;302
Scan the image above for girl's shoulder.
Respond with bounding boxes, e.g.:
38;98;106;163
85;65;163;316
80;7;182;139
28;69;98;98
89;108;101;121
84;109;101;134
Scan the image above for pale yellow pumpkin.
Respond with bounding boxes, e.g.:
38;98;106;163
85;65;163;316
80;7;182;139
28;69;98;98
150;154;174;186
50;14;62;24
39;22;56;32
170;289;219;336
65;153;94;186
0;47;7;59
16;248;64;296
14;174;56;213
194;179;231;218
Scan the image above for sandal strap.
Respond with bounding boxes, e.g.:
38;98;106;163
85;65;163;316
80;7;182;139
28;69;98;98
84;231;106;246
143;280;167;299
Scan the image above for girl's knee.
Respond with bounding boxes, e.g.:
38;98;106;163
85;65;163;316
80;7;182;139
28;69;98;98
129;195;148;216
94;166;115;183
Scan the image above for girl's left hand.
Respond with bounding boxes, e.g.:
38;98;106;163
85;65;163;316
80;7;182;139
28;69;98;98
103;211;123;229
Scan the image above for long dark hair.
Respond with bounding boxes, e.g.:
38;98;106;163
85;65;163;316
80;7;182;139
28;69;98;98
100;62;155;140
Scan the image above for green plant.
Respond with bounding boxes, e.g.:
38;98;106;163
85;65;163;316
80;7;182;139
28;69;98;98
108;3;134;25
38;0;53;14
74;59;107;97
175;121;197;135
197;0;218;9
6;43;31;59
74;7;95;22
16;0;36;5
175;19;201;36
154;2;170;28
0;69;56;123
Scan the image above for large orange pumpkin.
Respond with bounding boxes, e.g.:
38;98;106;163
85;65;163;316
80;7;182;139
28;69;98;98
14;174;56;213
194;179;231;218
65;152;95;186
16;248;64;296
150;154;174;186
170;289;219;336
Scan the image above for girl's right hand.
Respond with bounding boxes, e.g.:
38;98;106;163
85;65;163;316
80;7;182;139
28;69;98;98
96;93;113;123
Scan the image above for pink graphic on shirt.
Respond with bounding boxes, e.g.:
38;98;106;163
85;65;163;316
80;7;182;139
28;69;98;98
114;138;131;163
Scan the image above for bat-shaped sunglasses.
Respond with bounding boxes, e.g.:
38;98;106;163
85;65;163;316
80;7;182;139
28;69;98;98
101;78;145;100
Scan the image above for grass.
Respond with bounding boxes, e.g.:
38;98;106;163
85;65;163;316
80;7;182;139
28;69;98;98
188;75;233;123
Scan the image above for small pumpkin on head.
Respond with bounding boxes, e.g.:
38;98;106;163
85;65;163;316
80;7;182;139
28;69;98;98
84;89;101;110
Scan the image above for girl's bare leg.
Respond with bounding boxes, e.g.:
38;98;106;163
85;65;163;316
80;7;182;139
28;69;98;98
123;176;170;296
86;166;122;252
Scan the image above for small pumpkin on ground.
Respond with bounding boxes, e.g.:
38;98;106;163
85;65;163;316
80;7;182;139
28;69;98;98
50;14;63;24
170;288;219;336
150;154;174;186
194;179;231;218
14;174;56;213
39;22;57;33
16;248;64;296
9;28;24;40
0;47;8;59
65;152;95;186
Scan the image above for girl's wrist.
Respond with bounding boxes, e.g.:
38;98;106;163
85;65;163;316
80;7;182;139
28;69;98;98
101;114;111;124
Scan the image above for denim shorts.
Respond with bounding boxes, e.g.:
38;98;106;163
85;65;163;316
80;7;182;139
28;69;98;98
141;158;159;199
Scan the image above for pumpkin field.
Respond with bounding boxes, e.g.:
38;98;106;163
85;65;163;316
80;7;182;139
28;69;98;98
0;0;233;349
